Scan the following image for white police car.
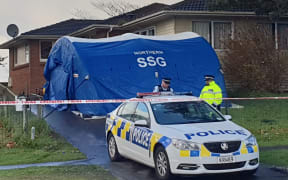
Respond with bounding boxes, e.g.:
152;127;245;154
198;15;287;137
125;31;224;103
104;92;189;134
105;93;259;179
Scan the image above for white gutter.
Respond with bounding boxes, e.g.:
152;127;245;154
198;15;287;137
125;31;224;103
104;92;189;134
69;24;119;36
106;26;114;38
121;10;283;28
0;35;61;49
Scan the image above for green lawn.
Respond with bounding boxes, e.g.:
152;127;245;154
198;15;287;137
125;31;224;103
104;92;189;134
223;93;288;167
260;150;288;168
224;99;288;147
0;132;86;165
0;111;86;165
0;147;85;166
0;166;116;180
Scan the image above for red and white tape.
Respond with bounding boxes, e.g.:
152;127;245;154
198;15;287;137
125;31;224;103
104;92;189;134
0;97;287;106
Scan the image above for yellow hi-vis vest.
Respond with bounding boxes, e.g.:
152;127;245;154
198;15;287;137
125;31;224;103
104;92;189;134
200;81;222;105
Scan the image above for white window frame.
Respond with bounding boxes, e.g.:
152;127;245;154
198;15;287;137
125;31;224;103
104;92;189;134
134;26;156;36
40;40;54;62
192;20;234;50
261;22;288;50
25;43;30;63
275;23;278;50
275;22;288;50
14;43;30;67
213;21;234;51
192;21;211;43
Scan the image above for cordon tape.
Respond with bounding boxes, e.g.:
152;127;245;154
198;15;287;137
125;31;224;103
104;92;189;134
0;97;287;106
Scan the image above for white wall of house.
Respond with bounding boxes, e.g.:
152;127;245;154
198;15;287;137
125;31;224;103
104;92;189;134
155;18;175;35
175;17;192;33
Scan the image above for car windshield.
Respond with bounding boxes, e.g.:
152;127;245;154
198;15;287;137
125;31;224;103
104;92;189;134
151;101;226;125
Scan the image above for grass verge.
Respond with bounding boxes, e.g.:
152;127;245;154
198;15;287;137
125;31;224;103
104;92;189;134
0;107;86;165
260;150;288;168
225;92;288;167
0;165;116;180
224;99;288;147
0;143;85;166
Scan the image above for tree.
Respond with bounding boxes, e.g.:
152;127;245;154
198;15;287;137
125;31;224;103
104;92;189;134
254;0;288;19
209;0;288;20
72;0;139;19
91;0;139;17
222;23;288;92
71;9;95;19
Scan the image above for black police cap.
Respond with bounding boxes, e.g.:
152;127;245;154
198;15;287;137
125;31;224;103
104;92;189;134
162;77;171;84
204;75;215;81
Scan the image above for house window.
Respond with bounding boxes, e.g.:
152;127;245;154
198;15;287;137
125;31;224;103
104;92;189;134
257;23;275;36
192;21;232;49
40;41;53;62
148;29;155;36
14;44;29;66
25;44;30;63
135;27;155;36
214;22;232;49
278;24;288;50
260;23;288;50
192;21;211;42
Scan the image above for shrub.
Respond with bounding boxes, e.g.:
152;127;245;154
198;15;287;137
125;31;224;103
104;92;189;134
222;22;288;92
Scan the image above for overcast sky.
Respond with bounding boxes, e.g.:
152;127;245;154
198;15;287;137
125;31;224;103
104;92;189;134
0;0;182;57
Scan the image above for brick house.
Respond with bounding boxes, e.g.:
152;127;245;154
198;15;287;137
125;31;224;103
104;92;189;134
1;0;288;96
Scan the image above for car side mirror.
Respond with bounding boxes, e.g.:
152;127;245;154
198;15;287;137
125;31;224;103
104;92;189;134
224;115;232;121
134;120;149;127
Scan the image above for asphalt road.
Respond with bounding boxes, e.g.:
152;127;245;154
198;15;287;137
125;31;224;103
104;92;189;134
43;107;288;180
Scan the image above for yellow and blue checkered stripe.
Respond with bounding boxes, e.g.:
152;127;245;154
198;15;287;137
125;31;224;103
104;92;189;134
108;116;172;151
110;117;131;141
151;134;171;152
179;142;258;157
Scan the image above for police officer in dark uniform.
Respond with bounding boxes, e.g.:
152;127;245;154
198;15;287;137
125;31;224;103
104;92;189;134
153;78;174;92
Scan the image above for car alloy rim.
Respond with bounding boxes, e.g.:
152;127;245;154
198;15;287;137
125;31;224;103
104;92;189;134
156;152;167;176
109;136;116;157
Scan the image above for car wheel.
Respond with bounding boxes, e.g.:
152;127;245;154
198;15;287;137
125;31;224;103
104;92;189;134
154;146;172;180
107;133;121;161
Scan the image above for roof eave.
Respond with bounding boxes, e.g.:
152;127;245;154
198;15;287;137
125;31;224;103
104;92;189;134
0;36;21;49
0;35;61;49
69;24;120;36
121;10;272;27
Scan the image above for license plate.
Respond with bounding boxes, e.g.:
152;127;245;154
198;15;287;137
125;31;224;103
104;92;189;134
218;156;235;163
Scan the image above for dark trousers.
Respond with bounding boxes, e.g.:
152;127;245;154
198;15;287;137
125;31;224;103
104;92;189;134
212;104;221;112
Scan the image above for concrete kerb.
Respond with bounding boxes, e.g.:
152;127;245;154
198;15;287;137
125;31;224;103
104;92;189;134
271;166;288;175
259;146;288;175
0;158;111;171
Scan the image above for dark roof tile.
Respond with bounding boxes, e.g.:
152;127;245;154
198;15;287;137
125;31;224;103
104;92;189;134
169;0;255;12
21;3;169;36
22;19;105;36
105;3;169;25
20;1;257;36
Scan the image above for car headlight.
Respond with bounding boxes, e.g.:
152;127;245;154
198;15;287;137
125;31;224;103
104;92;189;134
172;139;200;151
245;135;257;147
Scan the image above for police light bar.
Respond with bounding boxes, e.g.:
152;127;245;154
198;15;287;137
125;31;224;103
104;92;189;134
174;92;193;96
137;92;160;98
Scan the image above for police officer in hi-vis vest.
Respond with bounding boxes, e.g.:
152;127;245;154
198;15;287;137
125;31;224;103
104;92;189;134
153;77;174;92
200;75;222;111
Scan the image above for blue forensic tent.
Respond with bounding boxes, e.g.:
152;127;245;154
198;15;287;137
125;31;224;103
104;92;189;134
43;32;227;115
